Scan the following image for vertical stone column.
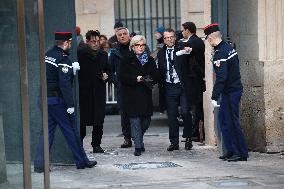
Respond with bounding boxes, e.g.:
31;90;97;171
259;0;284;152
180;0;216;145
228;0;266;152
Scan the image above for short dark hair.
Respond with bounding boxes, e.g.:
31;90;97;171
85;30;100;41
99;35;108;40
182;22;196;34
164;28;176;35
114;21;123;29
100;41;113;49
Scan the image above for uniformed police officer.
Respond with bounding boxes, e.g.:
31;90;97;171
204;24;248;162
34;30;97;173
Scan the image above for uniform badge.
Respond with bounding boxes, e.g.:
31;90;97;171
62;66;69;73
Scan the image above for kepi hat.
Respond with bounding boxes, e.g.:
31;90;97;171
203;23;220;39
54;30;72;41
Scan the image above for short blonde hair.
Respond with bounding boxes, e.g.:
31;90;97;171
129;35;146;50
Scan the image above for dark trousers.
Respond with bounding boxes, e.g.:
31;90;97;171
121;111;131;139
165;83;192;145
34;97;88;169
80;125;103;147
191;100;204;137
116;86;131;140
130;116;151;148
218;91;248;158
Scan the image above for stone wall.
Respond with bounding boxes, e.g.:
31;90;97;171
228;0;266;151
228;0;284;152
259;0;284;152
75;0;115;38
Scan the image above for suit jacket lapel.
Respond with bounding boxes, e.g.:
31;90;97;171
162;48;167;75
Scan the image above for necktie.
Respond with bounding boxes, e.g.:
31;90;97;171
167;49;174;83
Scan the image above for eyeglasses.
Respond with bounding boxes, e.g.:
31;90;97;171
134;44;146;48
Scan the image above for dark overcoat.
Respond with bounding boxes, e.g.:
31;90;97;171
177;34;205;105
119;51;159;117
77;44;109;126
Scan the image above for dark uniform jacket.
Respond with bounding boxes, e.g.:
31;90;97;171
119;51;159;117
45;46;74;108
212;40;243;101
77;43;109;125
157;45;186;111
177;34;206;104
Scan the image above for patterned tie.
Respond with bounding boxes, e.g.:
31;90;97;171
167;49;174;83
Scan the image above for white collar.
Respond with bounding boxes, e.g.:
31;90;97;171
166;46;174;50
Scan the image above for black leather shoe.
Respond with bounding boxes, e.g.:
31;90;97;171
167;144;179;151
93;146;104;153
121;139;132;148
141;147;145;152
219;154;233;160
77;165;85;170
227;155;247;162
134;148;142;156
85;160;97;168
185;138;193;150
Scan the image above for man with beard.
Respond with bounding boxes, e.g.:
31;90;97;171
77;30;109;153
34;30;97;173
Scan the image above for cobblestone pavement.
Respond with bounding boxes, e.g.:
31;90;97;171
2;114;284;189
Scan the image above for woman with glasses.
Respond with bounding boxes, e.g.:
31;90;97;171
119;35;159;156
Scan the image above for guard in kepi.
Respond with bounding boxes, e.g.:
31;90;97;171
204;23;248;162
34;30;97;173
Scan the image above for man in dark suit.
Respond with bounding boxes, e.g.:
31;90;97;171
179;22;206;142
157;28;193;151
109;27;132;148
77;30;109;153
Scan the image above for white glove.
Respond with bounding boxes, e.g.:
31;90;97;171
211;100;220;108
176;49;191;56
72;62;80;75
137;76;143;82
67;107;75;114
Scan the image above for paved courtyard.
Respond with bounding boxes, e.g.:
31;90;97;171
2;114;284;189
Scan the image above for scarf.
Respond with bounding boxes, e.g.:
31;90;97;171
137;51;148;65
